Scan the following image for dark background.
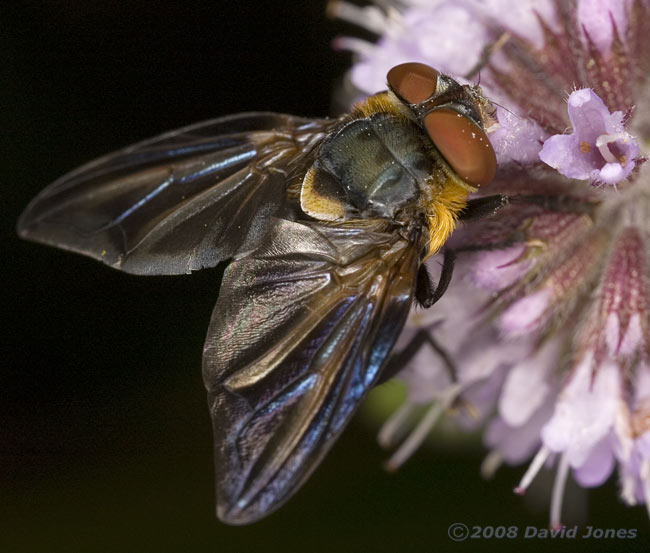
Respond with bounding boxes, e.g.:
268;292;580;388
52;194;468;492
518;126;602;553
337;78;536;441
4;2;648;552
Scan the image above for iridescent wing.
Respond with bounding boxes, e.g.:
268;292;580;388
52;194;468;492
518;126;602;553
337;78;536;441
17;112;334;274
202;217;422;524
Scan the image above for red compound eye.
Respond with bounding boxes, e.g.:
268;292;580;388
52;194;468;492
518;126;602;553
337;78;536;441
423;108;496;187
387;62;439;104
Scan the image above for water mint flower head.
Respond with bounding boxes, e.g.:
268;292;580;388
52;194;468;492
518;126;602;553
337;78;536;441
331;0;650;528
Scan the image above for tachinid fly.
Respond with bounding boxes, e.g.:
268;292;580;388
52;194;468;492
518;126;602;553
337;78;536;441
18;62;500;524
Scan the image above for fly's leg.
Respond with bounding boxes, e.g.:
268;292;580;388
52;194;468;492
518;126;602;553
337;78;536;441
508;194;597;215
376;199;497;385
380;193;595;385
415;249;456;308
378;328;457;385
460;194;509;221
414;196;509;308
460;193;597;220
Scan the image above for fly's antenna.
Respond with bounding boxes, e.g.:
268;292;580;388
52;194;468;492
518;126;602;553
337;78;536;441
491;99;517;118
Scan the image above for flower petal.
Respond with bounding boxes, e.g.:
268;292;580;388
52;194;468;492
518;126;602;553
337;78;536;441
539;88;639;185
499;288;552;337
499;339;560;427
490;106;548;165
541;355;620;467
466;245;530;291
578;0;632;56
573;435;616;486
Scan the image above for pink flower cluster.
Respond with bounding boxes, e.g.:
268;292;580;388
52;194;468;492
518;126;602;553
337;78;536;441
332;0;650;527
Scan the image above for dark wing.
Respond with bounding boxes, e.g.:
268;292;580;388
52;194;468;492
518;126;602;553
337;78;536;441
17;112;334;274
202;217;421;524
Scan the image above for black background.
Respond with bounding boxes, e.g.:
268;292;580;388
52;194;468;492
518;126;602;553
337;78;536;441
4;2;648;552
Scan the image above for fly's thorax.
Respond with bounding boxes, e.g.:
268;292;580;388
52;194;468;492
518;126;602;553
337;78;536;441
300;112;434;222
299;106;471;258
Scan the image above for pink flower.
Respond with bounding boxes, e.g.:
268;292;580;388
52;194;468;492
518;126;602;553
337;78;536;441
333;0;650;528
539;89;639;185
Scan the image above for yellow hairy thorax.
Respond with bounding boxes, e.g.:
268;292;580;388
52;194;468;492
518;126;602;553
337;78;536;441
420;145;475;259
422;176;470;259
